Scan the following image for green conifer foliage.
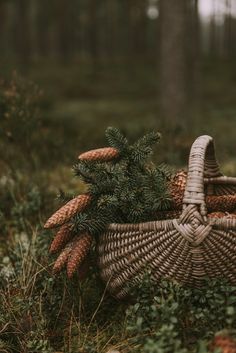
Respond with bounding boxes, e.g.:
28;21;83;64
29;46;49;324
72;127;171;235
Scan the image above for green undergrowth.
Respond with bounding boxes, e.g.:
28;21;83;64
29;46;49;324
0;173;236;353
1;229;236;352
126;273;236;353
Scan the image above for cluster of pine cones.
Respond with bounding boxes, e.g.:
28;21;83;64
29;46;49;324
44;147;120;278
169;170;236;219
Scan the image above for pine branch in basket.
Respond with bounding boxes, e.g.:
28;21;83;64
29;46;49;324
45;127;172;278
45;127;236;280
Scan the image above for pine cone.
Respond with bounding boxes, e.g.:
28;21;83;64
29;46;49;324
169;171;236;213
169;170;187;209
44;194;92;229
67;233;92;278
208;212;226;218
50;224;73;253
206;195;236;213
78;147;119;162
209;334;236;353
52;242;73;274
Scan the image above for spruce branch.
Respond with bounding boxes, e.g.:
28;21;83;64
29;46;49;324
105;126;128;152
130;131;161;164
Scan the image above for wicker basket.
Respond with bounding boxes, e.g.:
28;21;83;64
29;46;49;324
97;135;236;299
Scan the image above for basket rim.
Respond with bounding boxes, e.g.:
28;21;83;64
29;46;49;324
105;216;236;232
204;176;236;184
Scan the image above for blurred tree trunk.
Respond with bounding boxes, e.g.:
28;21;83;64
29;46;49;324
0;1;6;55
57;0;75;63
106;0;119;64
36;0;50;57
124;0;134;71
232;18;236;57
124;0;148;63
89;0;99;73
132;0;148;58
15;0;31;70
159;0;187;124
209;0;217;56
187;0;201;101
224;0;232;58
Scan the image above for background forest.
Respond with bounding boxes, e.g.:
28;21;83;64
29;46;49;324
0;0;236;166
0;1;236;352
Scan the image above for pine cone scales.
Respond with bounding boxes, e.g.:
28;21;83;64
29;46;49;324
209;335;236;353
170;171;236;213
208;212;236;219
206;195;236;212
78;147;119;162
44;194;92;229
208;212;226;218
52;243;73;274
67;233;92;278
50;224;73;253
169;171;187;209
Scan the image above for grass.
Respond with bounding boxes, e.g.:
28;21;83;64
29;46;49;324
0;59;236;352
1;214;235;352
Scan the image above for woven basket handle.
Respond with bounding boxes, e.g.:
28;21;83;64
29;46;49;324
183;135;222;215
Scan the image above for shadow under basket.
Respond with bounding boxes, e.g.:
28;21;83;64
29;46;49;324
97;135;236;299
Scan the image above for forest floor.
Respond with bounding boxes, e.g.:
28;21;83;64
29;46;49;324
0;59;236;352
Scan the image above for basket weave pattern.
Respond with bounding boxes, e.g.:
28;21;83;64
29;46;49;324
97;135;236;298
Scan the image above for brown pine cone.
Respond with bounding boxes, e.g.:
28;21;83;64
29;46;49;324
209;334;236;353
169;171;236;213
78;147;119;162
44;194;92;229
208;212;226;218
169;170;187;209
206;195;236;213
67;233;92;278
52;242;73;274
50;224;73;253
